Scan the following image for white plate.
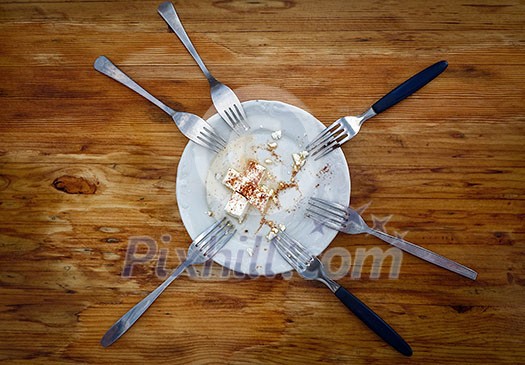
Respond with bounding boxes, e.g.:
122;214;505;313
176;100;350;276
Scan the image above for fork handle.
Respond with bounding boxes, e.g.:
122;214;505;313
334;286;413;356
94;56;176;117
366;228;478;280
158;2;214;83
100;258;194;348
371;60;448;114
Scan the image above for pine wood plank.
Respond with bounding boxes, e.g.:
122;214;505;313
1;0;524;363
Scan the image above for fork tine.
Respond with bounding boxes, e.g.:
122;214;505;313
309;133;338;156
313;141;341;161
316;127;354;159
193;217;227;245
330;128;350;144
197;130;225;153
196;135;222;153
305;130;330;152
203;125;227;146
307;123;343;154
305;207;346;230
274;239;306;271
228;107;243;129
227;105;248;132
335;134;351;147
306;203;345;223
272;236;301;271
309;124;348;156
305;205;345;225
223;108;242;135
278;232;312;264
307;117;353;160
232;104;250;131
306;211;344;231
200;224;236;258
310;127;351;159
207;228;236;257
201;126;227;149
198;223;229;252
310;138;338;157
310;197;348;215
306;120;339;151
197;133;222;152
305;211;344;231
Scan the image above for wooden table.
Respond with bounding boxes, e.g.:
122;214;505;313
1;0;524;363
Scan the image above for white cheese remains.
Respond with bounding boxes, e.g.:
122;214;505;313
271;130;282;140
224;192;249;223
292;150;309;173
222;161;274;222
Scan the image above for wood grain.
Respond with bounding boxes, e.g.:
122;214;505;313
1;0;524;363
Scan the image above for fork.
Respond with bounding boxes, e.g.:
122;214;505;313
158;1;250;133
94;56;227;153
272;231;413;356
100;218;236;347
306;60;448;160
307;197;478;280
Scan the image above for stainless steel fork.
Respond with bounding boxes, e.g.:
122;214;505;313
158;1;250;133
306;60;448;160
307;197;478;280
100;218;236;347
272;231;412;356
94;56;227;153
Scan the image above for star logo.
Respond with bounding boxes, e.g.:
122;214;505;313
353;201;372;215
310;221;326;234
394;230;409;240
371;214;392;233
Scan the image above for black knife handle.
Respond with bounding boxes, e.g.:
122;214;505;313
371;60;448;114
334;286;413;356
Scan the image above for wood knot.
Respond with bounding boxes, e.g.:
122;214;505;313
0;175;10;191
451;305;473;314
53;175;97;194
450;131;465;139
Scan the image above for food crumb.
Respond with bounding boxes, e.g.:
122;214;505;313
264;158;273;165
206;210;214;217
247;247;254;257
271;130;282;140
267;142;277;150
265;219;286;241
316;164;331;177
271;194;281;209
292;151;309;173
